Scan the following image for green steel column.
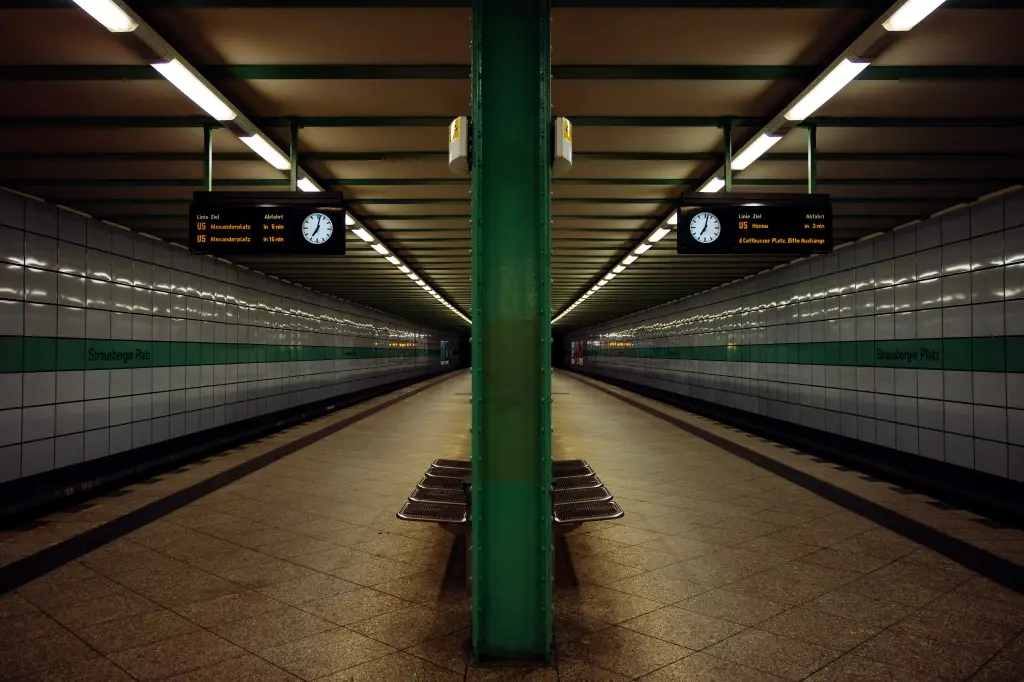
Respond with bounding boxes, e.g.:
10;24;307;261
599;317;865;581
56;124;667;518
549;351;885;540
289;120;300;191
470;0;553;663
807;124;817;194
202;123;213;192
723;121;733;192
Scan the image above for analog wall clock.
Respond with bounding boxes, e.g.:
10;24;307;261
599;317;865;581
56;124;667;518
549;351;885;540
302;212;334;244
689;211;721;244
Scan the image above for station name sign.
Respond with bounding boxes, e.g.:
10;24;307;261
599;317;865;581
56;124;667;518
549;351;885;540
188;191;346;256
677;194;832;255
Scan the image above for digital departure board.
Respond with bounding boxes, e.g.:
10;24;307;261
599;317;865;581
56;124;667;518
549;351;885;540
676;194;832;255
188;191;346;256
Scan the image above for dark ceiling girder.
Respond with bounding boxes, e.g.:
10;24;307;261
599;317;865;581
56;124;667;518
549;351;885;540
5;64;1021;81
6;150;1023;162
9;177;1017;187
4;115;1024;128
6;0;1018;8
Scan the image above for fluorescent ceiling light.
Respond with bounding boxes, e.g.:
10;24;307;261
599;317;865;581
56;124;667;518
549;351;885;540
418;281;429;288
297;177;320;192
667;212;679;226
345;213;356;226
73;0;137;32
785;59;869;121
351;227;374;243
699;177;725;193
623;255;638;265
399;265;410;273
732;134;782;171
604;272;617;281
649;226;672;243
884;0;946;31
613;265;625;274
240;134;290;170
371;243;389;255
408;272;420;281
634;243;652;255
152;59;235;121
597;280;606;287
386;256;400;265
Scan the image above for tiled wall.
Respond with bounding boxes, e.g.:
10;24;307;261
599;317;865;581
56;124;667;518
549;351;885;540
568;188;1024;482
0;188;456;483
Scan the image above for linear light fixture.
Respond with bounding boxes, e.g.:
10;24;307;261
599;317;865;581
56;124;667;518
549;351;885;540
297;177;320;192
239;134;290;170
785;59;870;122
351;227;374;243
72;0;137;32
346;212;470;323
553;213;678;324
732;134;783;171
152;59;235;121
648;226;672;243
884;0;946;31
699;177;725;193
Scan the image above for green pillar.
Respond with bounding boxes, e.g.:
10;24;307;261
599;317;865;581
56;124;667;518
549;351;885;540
202;123;213;191
807;124;817;194
723;121;733;192
289;120;300;191
470;0;553;663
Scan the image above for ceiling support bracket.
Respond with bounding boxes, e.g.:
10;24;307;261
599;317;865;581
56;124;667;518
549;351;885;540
723;120;733;193
202;123;213;192
807;124;817;195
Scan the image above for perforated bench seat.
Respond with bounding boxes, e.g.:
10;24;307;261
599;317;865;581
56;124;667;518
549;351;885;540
398;500;468;524
401;458;623;526
553;500;624;524
552;474;603;490
552;485;612;505
425;465;470;479
417;475;466;491
410;487;468;505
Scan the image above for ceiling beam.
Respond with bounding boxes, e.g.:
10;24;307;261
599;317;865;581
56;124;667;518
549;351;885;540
6;150;1023;163
4;115;1023;128
5;64;1021;81
8;1;1018;9
7;177;1017;188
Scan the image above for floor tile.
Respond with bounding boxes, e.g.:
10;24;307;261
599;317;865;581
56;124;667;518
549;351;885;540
76;609;201;654
677;589;788;626
640;651;785;681
557;584;665;624
301;587;410;626
261;627;394;681
109;629;246;681
852;626;992;682
558;625;690;678
164;654;300;681
622;606;747;650
213;606;336;651
759;606;882;651
346;604;466;649
704;628;842;681
319;651;461;681
405;630;472;674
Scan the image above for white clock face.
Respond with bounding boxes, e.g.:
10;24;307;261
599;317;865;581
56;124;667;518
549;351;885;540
690;211;721;244
301;212;334;244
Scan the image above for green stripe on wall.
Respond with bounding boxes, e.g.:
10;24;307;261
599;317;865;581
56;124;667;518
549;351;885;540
0;337;435;373
587;337;1024;373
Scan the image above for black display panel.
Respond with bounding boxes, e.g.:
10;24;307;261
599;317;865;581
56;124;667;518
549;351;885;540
188;191;346;256
676;194;832;255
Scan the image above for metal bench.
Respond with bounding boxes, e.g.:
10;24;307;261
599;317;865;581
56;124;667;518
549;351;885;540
396;458;623;526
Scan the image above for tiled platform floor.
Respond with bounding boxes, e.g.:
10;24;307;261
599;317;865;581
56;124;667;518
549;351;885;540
2;370;1023;681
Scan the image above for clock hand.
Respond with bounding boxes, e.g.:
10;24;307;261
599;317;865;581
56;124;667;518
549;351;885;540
700;215;709;236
